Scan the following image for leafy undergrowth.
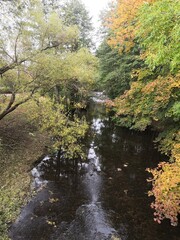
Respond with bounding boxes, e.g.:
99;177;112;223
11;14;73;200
0;102;49;239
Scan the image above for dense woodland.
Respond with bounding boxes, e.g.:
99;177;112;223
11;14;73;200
0;0;179;239
98;0;180;227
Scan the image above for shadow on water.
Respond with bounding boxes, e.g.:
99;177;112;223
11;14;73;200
9;94;180;240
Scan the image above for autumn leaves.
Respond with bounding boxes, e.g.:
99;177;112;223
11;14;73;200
101;0;180;225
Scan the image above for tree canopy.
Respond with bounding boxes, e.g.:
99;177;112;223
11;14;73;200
0;0;98;159
60;0;94;50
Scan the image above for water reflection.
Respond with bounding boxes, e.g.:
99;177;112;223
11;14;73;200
91;118;105;134
10;97;180;240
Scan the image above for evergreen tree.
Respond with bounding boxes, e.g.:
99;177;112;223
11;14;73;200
97;40;143;99
60;0;94;50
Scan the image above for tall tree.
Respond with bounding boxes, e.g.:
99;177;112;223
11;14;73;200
106;0;155;52
97;40;143;99
60;0;94;50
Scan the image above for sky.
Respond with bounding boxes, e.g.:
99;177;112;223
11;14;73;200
81;0;110;28
81;0;110;46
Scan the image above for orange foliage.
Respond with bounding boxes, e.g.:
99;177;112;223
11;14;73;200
114;73;180;121
113;72;180;225
105;99;115;108
107;0;155;51
147;140;180;226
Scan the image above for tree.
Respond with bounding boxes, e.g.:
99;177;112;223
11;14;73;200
97;39;143;98
0;0;97;180
136;0;180;73
0;0;97;120
33;97;88;159
30;48;98;110
104;0;180;225
60;0;94;50
106;0;155;52
147;141;180;226
0;0;78;74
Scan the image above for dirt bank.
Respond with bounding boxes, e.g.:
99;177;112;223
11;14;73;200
0;105;49;240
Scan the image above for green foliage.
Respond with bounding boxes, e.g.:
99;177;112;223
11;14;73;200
0;0;98;120
137;0;180;73
97;40;143;99
154;126;179;158
166;102;180;122
60;0;94;50
0;2;96;236
31;97;88;159
114;74;180;132
104;0;180;225
30;48;98;109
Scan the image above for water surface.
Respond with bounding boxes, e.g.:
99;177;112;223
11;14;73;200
10;98;180;240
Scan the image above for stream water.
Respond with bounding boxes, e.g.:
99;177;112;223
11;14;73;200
9;94;179;240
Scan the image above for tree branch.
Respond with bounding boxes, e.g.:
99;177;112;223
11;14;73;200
0;58;28;75
0;42;61;76
4;92;16;111
0;88;37;121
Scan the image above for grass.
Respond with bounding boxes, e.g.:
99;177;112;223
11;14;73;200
0;101;49;240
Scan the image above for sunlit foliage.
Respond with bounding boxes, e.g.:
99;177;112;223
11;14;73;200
114;74;180;131
136;0;180;73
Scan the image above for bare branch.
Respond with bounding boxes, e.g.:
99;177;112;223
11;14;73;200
0;46;14;61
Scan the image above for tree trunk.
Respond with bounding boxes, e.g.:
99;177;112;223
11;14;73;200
55;149;61;181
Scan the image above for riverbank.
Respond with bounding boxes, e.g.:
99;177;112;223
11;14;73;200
0;104;49;240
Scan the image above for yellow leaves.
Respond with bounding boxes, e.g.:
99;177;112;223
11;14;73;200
148;159;180;225
113;71;180;135
105;99;115;108
46;220;56;226
49;198;59;203
147;129;180;225
111;236;122;240
33;96;88;159
105;0;180;225
107;0;155;50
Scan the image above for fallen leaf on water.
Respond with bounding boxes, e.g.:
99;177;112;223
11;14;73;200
49;198;59;203
46;220;56;226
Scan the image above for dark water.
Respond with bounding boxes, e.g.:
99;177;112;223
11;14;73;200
9;97;180;240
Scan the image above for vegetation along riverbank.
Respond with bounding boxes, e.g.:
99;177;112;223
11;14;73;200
98;0;180;226
0;0;179;239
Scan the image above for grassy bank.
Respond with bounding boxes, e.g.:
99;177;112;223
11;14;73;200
0;103;49;240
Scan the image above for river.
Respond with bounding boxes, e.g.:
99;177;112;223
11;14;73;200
9;94;179;240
